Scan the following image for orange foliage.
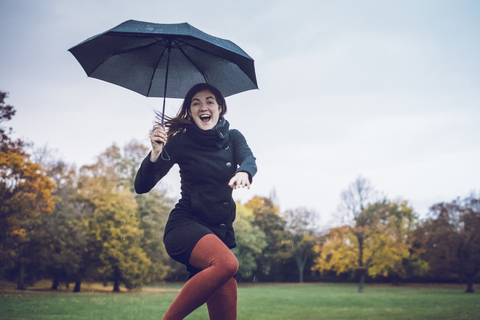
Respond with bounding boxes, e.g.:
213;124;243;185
0;149;56;240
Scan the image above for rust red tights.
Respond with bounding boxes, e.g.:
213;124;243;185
163;234;239;320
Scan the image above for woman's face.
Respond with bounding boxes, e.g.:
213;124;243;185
189;90;222;130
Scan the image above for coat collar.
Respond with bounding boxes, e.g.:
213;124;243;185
185;117;230;148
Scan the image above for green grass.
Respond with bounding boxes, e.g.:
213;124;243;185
1;282;479;319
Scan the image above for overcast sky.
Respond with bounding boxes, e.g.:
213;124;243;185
1;0;479;225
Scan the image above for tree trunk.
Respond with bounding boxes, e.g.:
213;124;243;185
113;267;121;292
0;235;5;280
392;274;399;286
17;260;26;290
51;278;59;290
73;280;81;292
113;280;120;292
465;277;475;293
295;255;306;283
358;270;365;293
357;235;365;293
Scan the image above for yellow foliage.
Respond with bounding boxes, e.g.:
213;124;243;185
78;173;152;287
0;149;56;241
11;227;26;242
313;226;358;275
313;201;420;279
245;196;279;216
235;201;254;217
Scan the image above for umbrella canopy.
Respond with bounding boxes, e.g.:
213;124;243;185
69;20;258;102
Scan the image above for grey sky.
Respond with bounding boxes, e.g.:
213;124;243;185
1;0;479;225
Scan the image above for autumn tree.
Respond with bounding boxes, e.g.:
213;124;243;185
314;200;427;289
317;176;426;291
119;140;173;283
36;159;91;291
0;91;56;288
135;182;173;283
77;147;151;291
423;195;480;293
232;202;267;281
337;176;379;292
313;225;357;277
245;196;291;282
360;201;427;284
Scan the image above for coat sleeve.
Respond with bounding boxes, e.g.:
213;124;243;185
230;129;257;182
134;144;176;194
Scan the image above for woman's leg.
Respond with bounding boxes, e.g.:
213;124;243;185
206;277;237;320
163;234;238;320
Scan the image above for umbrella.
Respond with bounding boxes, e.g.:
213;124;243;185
69;20;258;124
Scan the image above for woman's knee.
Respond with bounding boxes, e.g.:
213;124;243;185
208;247;238;279
189;234;238;276
221;253;239;277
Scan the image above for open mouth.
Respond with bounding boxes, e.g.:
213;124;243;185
200;114;212;122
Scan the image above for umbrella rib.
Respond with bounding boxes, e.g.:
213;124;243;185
86;38;161;77
174;40;207;83
146;46;168;96
175;38;245;64
174;38;256;86
110;39;159;56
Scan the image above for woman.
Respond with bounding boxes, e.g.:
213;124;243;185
134;83;257;320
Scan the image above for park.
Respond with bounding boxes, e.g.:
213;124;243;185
1;89;480;318
2;1;480;319
1;281;479;319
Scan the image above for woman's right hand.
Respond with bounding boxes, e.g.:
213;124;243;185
149;125;167;162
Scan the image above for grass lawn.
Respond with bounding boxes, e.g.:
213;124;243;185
0;281;479;319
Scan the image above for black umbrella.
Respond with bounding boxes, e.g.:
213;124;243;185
69;20;258;124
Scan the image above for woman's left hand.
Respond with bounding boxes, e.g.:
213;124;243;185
228;172;251;189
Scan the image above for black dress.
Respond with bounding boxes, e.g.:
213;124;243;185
134;118;257;275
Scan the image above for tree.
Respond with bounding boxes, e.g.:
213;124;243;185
118;140;174;283
232;202;267;281
135;186;173;283
0;92;56;288
423;195;480;293
39;159;90;291
77;147;152;291
360;201;427;284
245;196;290;282
314;191;426;291
0;149;56;284
0;91;23;153
282;207;319;283
75;141;176;289
313;225;357;277
338;175;378;225
336;176;379;292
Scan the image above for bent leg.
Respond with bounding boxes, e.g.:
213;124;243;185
163;234;238;320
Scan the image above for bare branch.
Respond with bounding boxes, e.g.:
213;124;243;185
337;175;378;224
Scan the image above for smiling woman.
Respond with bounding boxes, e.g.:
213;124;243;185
189;90;222;131
134;83;257;320
159;83;228;140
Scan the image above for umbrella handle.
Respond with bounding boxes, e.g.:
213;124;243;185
161;44;172;126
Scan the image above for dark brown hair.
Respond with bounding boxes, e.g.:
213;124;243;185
155;83;227;138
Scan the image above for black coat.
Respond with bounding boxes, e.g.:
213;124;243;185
134;118;257;248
